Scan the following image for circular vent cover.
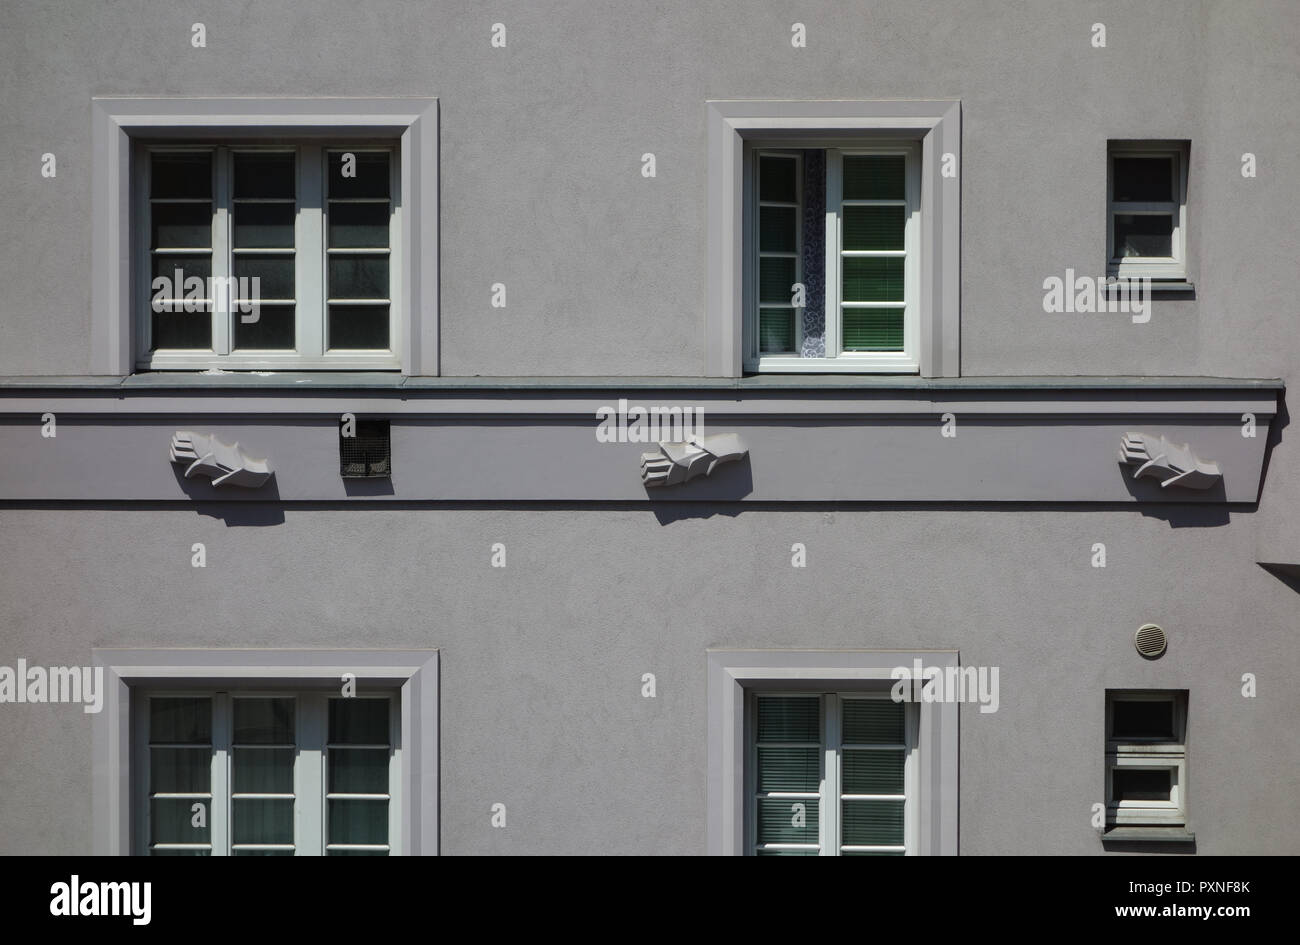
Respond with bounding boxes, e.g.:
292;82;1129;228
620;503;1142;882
1135;623;1167;658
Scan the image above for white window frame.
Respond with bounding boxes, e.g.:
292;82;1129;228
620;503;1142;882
1106;141;1189;281
1105;690;1188;828
133;689;400;856
747;690;920;855
135;143;402;370
708;648;958;856
91;97;439;376
92;648;439;855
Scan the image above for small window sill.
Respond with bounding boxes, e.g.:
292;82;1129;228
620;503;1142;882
1102;826;1196;844
1104;279;1196;299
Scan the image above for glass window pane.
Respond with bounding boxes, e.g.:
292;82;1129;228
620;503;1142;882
1113;156;1172;202
232;748;295;794
233;698;295;744
757;746;819;793
151;152;212;199
758;308;794;353
232;798;294;845
233;303;295;350
149;697;211;744
152;203;212;249
843;154;904;201
756;696;820;743
842;205;904;251
842;700;904;744
841;798;904;845
152;849;210;856
233;203;295;249
842;256;903;302
328;151;390;199
759;256;796;304
233;152;295;199
328;798;389;845
1114;214;1173;258
327;849;389;856
234;254;295;300
328;748;390;795
756;797;818;845
1112;699;1175;739
150;747;210;794
233;849;293;856
842;748;905;794
151;797;210;844
759;206;798;253
328;203;390;248
328;255;389;300
842;307;904;352
759;155;797;203
756;849;818;856
1113;769;1172;802
151;306;211;350
329;698;390;745
152;254;212;291
328;305;390;350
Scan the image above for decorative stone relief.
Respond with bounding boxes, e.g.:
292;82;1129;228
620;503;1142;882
641;434;748;488
170;431;274;488
1119;432;1221;490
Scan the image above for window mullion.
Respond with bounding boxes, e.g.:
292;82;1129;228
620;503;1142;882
298;145;324;358
211;692;231;856
823;149;842;359
823;693;840;856
213;148;231;357
297;692;326;856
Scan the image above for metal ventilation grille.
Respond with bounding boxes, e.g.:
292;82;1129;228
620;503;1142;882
1135;624;1167;659
340;419;391;478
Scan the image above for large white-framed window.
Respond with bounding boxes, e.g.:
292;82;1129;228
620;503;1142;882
747;142;921;372
708;649;958;856
748;690;919;855
91;97;439;376
1106;141;1189;282
137;143;401;370
92;649;439;856
1104;689;1189;832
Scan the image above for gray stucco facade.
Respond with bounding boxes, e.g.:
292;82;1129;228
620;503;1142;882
1;1;1298;856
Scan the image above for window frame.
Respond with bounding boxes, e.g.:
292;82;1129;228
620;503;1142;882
1106;140;1190;281
707;648;958;856
92;648;439;856
91;97;439;376
707;100;960;378
1104;689;1188;829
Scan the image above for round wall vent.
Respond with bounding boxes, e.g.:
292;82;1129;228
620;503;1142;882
1135;623;1167;658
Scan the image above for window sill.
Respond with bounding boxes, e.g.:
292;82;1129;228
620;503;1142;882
1104;279;1196;299
1102;826;1196;844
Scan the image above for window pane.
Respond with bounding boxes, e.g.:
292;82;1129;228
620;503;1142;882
759;256;796;304
842;205;904;251
1113;769;1172;802
233;698;295;744
233;152;295;199
150;747;210;794
234;303;295;350
328;748;389;795
759;155;797;203
842;700;904;744
151;152;211;199
328;798;389;845
757;696;819;743
843;154;904;201
232;748;295;794
1112;699;1175;739
757;746;819;793
151;797;210;844
232;798;294;844
1113;156;1172;202
328;305;390;349
233;203;295;249
152;307;211;350
328;203;390;248
234;255;295;300
842;257;903;302
152;254;212;290
329;698;390;745
152;849;210;856
756;849;818;856
756;797;818;844
329;255;389;300
149;697;211;744
841;798;904;845
1114;214;1173;258
328;151;390;199
233;849;293;856
152;203;212;249
759;206;798;253
758;308;794;353
842;307;904;352
327;849;389;856
842;748;904;794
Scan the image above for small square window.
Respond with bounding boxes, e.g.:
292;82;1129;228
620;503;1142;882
1107;141;1189;282
1105;690;1188;832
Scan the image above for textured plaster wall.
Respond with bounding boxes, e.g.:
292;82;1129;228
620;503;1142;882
0;506;1296;855
0;1;1296;380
